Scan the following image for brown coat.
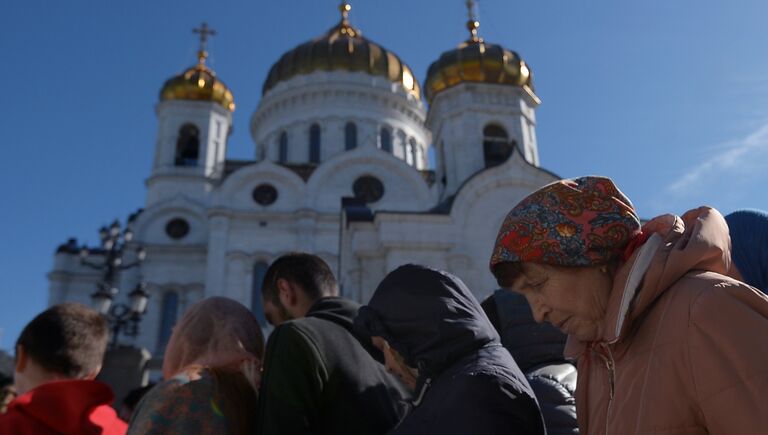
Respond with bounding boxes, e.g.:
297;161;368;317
565;207;768;435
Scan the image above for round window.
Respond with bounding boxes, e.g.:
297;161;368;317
352;176;385;203
252;184;278;206
165;218;190;240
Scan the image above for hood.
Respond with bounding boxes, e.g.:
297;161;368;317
490;290;567;371
8;379;117;434
306;296;385;361
354;264;499;376
725;209;768;293
307;296;361;333
567;207;732;356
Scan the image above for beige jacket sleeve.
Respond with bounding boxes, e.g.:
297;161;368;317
688;282;768;434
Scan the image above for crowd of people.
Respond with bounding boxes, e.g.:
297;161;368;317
1;175;767;435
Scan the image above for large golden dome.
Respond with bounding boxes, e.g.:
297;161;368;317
424;8;535;103
262;3;421;100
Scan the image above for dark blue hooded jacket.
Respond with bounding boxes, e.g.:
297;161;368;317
355;264;546;435
725;209;768;294
482;290;578;435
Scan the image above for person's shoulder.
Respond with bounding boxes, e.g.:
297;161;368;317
90;403;128;435
129;372;223;434
445;360;532;401
527;361;577;388
0;405;54;434
265;320;326;363
277;314;351;343
674;271;763;309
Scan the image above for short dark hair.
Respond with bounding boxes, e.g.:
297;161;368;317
262;253;338;303
16;303;109;378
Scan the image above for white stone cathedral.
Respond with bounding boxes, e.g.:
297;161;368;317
48;3;559;355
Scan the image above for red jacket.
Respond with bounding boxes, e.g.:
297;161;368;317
0;379;127;435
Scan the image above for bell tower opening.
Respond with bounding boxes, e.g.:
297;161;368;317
483;124;513;168
175;123;201;167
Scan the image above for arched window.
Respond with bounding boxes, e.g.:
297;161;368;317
379;127;392;153
405;139;414;166
345;122;357;150
251;262;269;326
309;123;321;163
483;124;512;168
175;124;200;166
156;291;179;352
410;139;419;167
278;131;288;163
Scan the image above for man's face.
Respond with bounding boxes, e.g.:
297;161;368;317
372;337;418;391
262;297;292;327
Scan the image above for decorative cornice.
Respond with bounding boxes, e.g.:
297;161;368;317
426;82;538;129
251;74;427;139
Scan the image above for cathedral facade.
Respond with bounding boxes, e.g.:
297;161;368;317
48;4;558;354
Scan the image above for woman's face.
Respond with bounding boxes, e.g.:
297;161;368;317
507;263;613;341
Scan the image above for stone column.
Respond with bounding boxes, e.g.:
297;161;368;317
205;214;230;296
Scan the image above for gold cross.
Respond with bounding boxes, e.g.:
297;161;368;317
339;1;352;24
466;0;481;42
192;22;217;65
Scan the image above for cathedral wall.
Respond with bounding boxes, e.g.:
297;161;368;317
252;72;430;169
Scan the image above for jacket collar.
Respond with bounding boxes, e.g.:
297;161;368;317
565;234;662;358
8;379;115;433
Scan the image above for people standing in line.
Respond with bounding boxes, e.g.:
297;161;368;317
255;253;409;435
129;297;264;435
0;303;127;434
354;264;546;435
724;209;768;294
490;176;768;434
482;290;578;435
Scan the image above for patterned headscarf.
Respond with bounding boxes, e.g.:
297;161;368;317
490;176;641;270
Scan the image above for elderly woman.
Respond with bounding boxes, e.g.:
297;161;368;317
129;297;264;434
490;176;768;434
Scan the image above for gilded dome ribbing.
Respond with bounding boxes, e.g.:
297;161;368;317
160;64;235;112
262;4;420;100
424;2;535;103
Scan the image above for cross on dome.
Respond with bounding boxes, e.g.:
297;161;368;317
193;22;217;65
465;0;482;43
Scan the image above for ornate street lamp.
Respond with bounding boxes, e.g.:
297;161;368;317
80;219;149;348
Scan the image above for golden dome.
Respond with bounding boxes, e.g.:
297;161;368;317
160;64;235;111
159;23;235;112
424;41;534;102
262;3;421;100
424;2;535;102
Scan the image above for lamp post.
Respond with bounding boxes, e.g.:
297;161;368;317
80;219;149;348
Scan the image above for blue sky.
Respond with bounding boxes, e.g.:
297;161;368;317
2;0;767;352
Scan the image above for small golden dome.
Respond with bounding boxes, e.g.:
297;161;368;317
424;41;534;102
159;23;235;112
262;3;421;100
425;1;535;103
160;64;235;111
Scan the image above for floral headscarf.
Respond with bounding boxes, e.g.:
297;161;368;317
490;176;641;271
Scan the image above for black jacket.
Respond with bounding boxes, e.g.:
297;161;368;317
355;265;545;435
482;290;578;435
256;297;409;435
